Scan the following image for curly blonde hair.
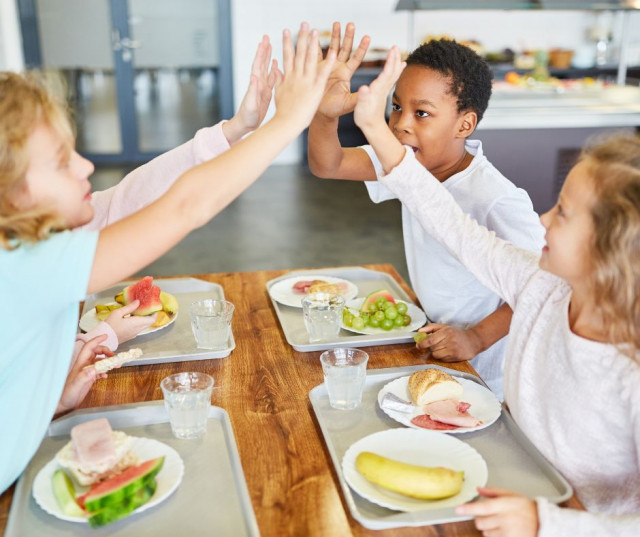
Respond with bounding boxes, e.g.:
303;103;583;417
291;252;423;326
0;71;74;249
582;134;640;358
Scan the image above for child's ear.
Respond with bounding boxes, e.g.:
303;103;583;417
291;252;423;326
456;111;477;139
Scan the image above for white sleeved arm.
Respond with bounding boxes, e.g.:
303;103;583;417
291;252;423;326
85;122;231;230
537;499;640;537
378;147;540;307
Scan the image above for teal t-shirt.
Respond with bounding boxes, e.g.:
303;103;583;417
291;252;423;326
0;230;98;493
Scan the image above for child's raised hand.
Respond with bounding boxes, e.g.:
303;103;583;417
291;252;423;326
105;300;156;344
224;36;279;143
353;46;405;132
415;323;483;362
272;23;336;132
455;487;539;537
316;22;370;120
56;336;112;416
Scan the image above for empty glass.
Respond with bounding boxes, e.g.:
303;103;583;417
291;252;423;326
161;372;214;439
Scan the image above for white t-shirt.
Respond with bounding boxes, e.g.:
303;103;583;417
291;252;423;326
363;140;545;399
379;147;640;536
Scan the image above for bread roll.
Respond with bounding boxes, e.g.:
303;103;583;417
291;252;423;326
408;369;463;406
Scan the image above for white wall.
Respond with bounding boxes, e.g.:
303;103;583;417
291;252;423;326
0;0;24;71
230;1;640;164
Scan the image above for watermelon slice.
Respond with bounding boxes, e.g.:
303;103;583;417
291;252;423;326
122;277;163;316
88;480;157;528
360;289;396;313
80;456;164;512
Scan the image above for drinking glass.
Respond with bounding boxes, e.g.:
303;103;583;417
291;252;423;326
189;299;234;350
161;372;214;439
319;348;369;410
302;292;345;343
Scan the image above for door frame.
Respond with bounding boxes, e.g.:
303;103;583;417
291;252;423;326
18;0;233;165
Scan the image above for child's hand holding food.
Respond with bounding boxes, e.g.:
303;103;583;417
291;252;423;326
104;299;157;344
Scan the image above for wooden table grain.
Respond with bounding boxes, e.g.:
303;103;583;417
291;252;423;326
0;265;581;536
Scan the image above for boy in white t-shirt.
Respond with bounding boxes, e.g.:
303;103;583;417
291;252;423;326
308;24;544;399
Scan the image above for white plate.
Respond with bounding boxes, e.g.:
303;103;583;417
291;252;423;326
79;300;178;337
342;429;488;512
341;298;427;335
268;275;358;308
378;372;501;434
32;436;184;523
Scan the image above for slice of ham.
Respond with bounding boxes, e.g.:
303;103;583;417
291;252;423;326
411;414;460;430
422;399;483;428
292;280;317;294
70;418;116;469
292;280;349;295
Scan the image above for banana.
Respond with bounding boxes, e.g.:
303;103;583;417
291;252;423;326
160;291;179;315
355;451;464;500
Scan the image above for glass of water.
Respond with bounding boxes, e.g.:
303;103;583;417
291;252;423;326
320;348;369;410
189;299;235;350
301;292;345;343
161;372;214;439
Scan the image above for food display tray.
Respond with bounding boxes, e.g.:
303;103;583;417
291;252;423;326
81;277;235;365
309;364;573;530
5;401;260;537
267;266;425;352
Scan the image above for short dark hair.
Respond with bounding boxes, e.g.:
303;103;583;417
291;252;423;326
406;39;492;123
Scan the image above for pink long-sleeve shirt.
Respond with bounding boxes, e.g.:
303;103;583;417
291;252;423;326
379;147;640;537
76;122;231;352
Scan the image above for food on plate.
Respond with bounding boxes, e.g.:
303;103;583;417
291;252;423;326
360;289;395;312
94;277;178;328
355;451;464;500
343;289;413;331
408;369;464;406
291;279;348;295
55;418;139;486
407;370;483;430
51;418;165;527
52;469;85;517
122;276;163;315
380;392;414;414
91;348;143;374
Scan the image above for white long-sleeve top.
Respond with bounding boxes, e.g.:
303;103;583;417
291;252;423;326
379;148;640;537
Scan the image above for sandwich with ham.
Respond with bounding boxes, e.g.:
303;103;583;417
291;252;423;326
407;369;482;430
55;418;138;486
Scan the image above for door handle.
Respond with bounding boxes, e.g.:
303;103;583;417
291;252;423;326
112;29;141;62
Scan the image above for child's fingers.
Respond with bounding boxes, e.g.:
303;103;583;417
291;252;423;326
272;61;284;88
251;36;267;77
477;486;521;499
267;59;278;89
114;300;139;317
282;29;294;73
338;22;356;63
294;23;311;73
304;29;320;77
328;21;341;58
316;50;337;83
346;34;371;72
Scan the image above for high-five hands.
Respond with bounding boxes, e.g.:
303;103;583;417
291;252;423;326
272;23;336;132
225;35;279;143
316;22;371;119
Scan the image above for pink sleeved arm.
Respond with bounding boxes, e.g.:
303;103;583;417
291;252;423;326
84;122;231;230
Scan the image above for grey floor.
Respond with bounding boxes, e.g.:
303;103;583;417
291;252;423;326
90;164;410;282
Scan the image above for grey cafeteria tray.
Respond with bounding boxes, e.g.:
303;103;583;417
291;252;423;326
5;401;260;537
310;364;573;530
81;277;235;365
267;266;426;352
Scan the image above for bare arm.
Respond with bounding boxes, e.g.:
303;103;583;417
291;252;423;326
307;22;376;181
87;25;335;294
417;303;513;362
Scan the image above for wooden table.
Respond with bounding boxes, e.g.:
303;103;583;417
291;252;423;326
0;264;579;536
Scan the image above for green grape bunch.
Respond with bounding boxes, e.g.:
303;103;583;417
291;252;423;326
342;296;412;332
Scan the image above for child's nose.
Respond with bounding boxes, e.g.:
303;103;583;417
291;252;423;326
74;152;95;179
393;114;412;134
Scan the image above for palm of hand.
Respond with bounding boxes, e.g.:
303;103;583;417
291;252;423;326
239;86;271;131
318;65;356;118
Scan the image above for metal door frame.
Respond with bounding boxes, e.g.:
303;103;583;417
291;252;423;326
18;0;233;165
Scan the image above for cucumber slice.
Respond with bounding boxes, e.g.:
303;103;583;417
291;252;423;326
51;469;85;518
